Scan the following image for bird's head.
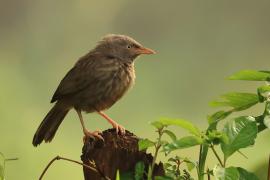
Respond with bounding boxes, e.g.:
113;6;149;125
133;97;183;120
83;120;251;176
95;34;156;62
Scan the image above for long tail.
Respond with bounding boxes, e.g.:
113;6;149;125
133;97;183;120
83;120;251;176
32;102;70;146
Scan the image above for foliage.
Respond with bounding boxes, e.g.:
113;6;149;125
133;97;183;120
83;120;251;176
135;162;145;180
116;170;120;180
213;166;259;180
137;69;270;180
221;116;257;161
138;139;155;151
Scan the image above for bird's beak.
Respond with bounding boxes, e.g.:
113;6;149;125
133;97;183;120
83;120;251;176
136;47;156;55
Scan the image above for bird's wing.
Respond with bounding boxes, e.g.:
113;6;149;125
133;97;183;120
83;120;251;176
50;55;97;103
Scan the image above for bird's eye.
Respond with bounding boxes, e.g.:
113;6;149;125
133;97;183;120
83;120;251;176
127;45;131;49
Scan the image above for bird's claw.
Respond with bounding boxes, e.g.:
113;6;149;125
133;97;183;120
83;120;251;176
83;129;104;142
97;111;125;135
111;122;125;135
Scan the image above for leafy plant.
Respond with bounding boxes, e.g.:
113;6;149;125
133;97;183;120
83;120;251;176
139;121;168;178
138;70;270;179
139;118;202;179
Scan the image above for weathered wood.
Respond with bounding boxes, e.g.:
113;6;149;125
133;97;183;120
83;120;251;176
81;129;164;179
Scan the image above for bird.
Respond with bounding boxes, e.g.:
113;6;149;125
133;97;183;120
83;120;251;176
32;34;156;146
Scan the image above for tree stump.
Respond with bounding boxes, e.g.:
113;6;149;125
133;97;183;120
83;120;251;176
81;129;164;180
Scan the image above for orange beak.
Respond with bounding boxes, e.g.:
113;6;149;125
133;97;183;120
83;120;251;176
136;47;156;55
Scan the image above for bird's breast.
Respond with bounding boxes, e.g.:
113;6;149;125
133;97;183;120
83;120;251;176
104;62;135;100
80;61;135;112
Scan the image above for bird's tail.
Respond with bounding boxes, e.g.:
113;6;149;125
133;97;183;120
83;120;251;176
32;102;70;146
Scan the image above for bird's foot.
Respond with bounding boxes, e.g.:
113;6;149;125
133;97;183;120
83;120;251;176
110;121;125;135
97;111;125;135
83;129;104;142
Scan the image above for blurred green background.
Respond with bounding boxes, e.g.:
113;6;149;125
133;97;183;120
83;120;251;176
1;0;270;179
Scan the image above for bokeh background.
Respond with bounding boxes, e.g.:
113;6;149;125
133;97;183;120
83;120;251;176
1;0;270;179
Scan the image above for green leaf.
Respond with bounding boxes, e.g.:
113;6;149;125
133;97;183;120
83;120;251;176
237;167;259;180
167;157;178;162
183;158;196;171
150;121;165;129
258;85;270;93
259;70;270;74
257;85;270;102
213;166;239;180
208;111;232;130
160;140;169;146
135;162;145;180
221;116;258;160
138;139;155;151
256;115;267;132
207;130;229;145
155;176;174;180
163;163;172;169
163;136;203;153
213;166;259;180
208;111;232;124
228;70;270;81
263;115;270;129
158;118;201;136
186;162;195;171
120;171;133;180
116;170;120;180
163;130;177;141
147;166;152;180
257;85;270;95
210;92;259;111
266;102;270;115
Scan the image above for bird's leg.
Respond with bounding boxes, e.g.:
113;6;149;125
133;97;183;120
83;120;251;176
97;111;125;135
76;109;104;141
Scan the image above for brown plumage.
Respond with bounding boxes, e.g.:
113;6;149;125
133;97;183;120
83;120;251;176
32;34;155;146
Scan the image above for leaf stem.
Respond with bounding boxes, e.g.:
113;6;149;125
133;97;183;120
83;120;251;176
198;144;208;180
39;155;110;180
210;145;224;167
207;168;211;180
149;128;163;179
198;144;203;179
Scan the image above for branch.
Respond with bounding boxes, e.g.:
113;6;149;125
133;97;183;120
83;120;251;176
150;129;163;173
207;168;211;180
39;155;110;180
210;145;224;167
